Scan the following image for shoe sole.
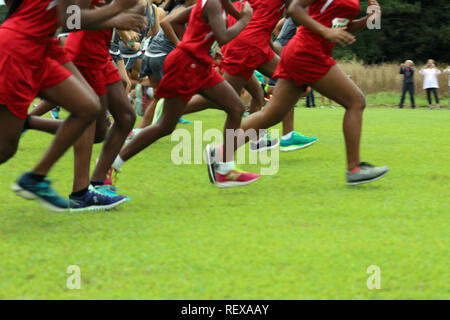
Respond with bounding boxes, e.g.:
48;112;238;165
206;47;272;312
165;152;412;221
10;183;68;212
249;140;280;152
215;176;260;188
280;140;317;152
347;170;389;186
69;197;128;213
205;145;216;184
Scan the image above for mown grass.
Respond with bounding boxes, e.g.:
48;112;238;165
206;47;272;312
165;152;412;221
0;105;448;299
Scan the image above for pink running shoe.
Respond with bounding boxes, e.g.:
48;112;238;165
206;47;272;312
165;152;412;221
104;167;118;186
215;169;260;188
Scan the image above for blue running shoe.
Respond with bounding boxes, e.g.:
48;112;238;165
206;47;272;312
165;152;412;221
178;117;192;124
11;173;69;212
69;186;128;212
50;107;60;119
94;185;132;202
280;132;318;152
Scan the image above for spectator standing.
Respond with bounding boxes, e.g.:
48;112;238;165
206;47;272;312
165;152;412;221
306;89;316;108
444;66;450;107
399;60;416;109
419;59;441;110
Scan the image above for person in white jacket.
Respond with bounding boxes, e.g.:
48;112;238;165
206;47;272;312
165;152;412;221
444;65;450;107
419;59;441;109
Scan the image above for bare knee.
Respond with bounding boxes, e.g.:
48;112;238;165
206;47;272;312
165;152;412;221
347;94;366;111
77;95;102;123
0;142;18;164
155;120;178;138
115;107;136;132
228;101;245;120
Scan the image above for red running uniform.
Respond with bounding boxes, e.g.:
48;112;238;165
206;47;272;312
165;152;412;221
65;28;122;96
48;38;71;65
156;0;225;102
0;0;71;119
221;0;286;80
274;0;361;86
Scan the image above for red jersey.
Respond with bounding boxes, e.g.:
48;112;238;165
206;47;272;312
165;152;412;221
64;29;114;69
0;0;59;66
1;0;59;38
63;0;113;69
233;0;286;47
295;0;361;55
177;0;227;65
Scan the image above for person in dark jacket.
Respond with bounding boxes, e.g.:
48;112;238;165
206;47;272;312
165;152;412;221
399;60;416;109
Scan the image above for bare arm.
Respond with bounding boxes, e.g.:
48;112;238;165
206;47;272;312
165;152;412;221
288;0;355;47
347;0;381;33
220;0;241;20
271;40;282;55
162;5;191;46
147;4;164;38
273;18;286;39
58;0;146;31
204;0;253;46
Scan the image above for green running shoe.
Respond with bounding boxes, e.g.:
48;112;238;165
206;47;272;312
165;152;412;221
280;132;318;152
152;99;165;125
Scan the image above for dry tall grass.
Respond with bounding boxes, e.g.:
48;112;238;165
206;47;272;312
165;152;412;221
339;61;449;95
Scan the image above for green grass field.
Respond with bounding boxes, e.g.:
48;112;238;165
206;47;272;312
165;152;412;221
0;105;449;300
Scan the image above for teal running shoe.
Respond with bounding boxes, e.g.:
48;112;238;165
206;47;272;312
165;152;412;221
178;117;192;124
11;173;69;212
94;185;118;197
152;98;164;125
50;107;60;119
135;84;143;116
94;185;132;202
280;132;318;152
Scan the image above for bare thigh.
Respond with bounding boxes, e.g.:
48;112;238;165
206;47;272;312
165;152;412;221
311;64;365;108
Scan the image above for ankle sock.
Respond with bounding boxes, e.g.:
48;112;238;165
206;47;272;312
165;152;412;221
71;187;89;198
28;172;46;182
349;166;361;173
282;131;294;140
216;161;235;175
112;156;125;172
90;180;104;187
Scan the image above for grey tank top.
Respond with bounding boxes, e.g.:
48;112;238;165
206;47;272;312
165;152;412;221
120;1;156;55
146;5;184;57
276;17;297;47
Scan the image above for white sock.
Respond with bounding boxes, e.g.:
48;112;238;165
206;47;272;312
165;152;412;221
282;131;294;140
112;156;125;172
146;87;154;99
134;128;143;135
216;161;235;175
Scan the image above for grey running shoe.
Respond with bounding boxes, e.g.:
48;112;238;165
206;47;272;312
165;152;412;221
205;145;219;184
346;162;390;186
250;134;279;152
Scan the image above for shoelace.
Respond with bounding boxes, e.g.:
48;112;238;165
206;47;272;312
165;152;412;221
359;162;374;168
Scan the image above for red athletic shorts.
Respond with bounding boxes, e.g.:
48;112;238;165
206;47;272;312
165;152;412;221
156;48;224;102
48;37;71;65
75;61;122;96
221;39;276;80
273;38;337;87
0;37;71;119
